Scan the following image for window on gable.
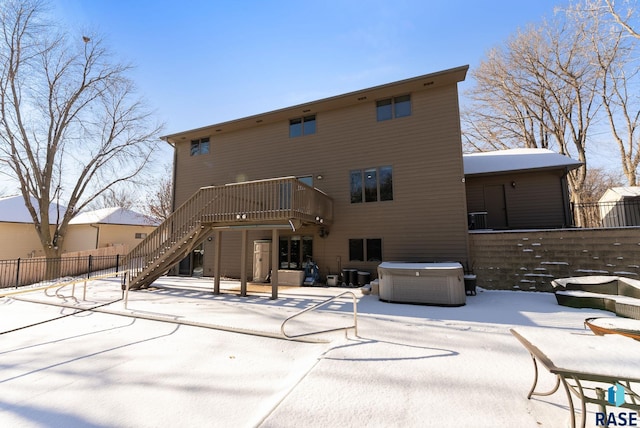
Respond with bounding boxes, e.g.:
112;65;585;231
289;115;316;137
376;95;411;121
350;166;393;203
190;137;210;156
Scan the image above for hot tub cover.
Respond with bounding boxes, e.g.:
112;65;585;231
378;262;463;270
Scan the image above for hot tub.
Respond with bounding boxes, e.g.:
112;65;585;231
377;262;465;306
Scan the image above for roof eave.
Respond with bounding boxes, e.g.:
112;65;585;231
161;65;469;144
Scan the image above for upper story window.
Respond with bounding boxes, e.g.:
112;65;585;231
289;115;316;138
376;95;411;121
350;166;393;203
190;137;210;156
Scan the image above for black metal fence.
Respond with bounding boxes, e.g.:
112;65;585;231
0;254;124;289
573;199;640;228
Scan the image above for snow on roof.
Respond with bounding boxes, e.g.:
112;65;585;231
463;148;582;176
599;186;640;202
0;195;66;223
69;207;158;226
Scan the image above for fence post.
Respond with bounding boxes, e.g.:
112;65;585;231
116;254;120;277
87;255;93;279
15;258;20;289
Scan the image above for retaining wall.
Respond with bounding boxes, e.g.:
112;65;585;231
468;228;640;292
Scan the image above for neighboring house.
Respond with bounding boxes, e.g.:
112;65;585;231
0;195;156;259
66;207;159;253
599;187;640;227
0;195;65;259
464;148;582;229
129;66;470;289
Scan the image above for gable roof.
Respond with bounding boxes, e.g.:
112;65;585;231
0;195;67;223
161;65;469;143
599;187;640;202
69;207;158;226
463;148;582;176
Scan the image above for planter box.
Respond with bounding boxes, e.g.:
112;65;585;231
277;269;304;286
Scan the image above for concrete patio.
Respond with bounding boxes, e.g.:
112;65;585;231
0;276;626;427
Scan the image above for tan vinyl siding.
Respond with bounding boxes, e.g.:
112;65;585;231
172;70;469;279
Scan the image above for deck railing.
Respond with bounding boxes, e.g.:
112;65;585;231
124;177;333;289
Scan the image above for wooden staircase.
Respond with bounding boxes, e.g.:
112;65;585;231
123;177;333;290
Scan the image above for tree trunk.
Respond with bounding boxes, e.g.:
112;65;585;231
43;245;63;281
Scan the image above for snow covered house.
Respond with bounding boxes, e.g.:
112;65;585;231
127;66;471;289
65;207;158;254
464;148;582;229
0;195;66;259
0;195;156;259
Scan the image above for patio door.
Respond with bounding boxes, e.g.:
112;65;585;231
177;244;205;276
279;236;313;269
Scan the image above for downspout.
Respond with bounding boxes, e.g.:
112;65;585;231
89;223;100;249
164;137;178;275
165;137;177;213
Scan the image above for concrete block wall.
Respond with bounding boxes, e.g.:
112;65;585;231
468;228;640;292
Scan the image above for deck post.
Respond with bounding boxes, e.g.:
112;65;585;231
240;229;248;296
213;230;221;294
271;228;279;299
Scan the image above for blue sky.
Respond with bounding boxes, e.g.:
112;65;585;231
54;0;565;136
34;0;614;184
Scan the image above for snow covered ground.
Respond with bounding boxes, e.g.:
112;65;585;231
0;276;637;428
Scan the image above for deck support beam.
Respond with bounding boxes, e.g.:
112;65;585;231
213;230;221;294
240;229;248;296
271;228;279;299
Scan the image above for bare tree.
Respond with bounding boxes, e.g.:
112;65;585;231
0;0;162;270
463;10;605;225
144;172;173;223
584;0;640;185
581;166;624;202
605;0;640;39
89;186;137;211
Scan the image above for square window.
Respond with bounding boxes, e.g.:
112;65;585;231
350;167;393;203
190;137;210;156
376;96;411;121
289;115;316;137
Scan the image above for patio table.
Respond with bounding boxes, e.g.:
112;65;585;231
510;327;640;428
